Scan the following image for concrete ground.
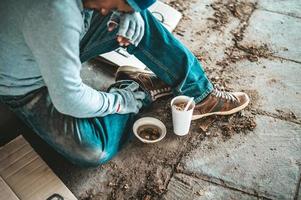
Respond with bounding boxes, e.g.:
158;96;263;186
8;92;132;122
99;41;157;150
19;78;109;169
1;0;300;199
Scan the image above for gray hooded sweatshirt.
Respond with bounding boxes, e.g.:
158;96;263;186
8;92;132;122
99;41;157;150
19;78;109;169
0;0;122;118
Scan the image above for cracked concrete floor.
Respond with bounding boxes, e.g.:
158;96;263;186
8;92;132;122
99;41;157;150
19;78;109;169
0;0;300;199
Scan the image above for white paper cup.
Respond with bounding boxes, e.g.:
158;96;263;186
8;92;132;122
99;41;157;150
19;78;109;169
170;96;195;136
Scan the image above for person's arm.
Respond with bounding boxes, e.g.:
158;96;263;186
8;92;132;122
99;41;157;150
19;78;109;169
22;1;135;118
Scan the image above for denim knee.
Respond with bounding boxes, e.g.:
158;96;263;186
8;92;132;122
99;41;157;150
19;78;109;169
67;146;114;167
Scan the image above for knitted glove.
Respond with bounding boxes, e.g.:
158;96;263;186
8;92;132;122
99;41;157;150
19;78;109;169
107;11;145;46
109;82;146;114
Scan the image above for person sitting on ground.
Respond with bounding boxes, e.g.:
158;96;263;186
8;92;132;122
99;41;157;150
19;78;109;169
0;0;249;166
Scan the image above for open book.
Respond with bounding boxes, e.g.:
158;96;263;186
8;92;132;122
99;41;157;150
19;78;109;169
99;1;182;69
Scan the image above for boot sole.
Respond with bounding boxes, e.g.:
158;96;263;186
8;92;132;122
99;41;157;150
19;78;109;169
192;96;250;120
117;65;154;74
153;91;173;101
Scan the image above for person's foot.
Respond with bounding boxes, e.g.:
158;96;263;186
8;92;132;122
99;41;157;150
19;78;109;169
192;89;250;120
115;66;173;101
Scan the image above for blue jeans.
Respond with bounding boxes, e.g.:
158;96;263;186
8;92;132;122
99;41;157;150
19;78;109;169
0;10;213;167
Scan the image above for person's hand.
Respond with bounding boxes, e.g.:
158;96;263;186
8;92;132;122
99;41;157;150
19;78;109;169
107;12;130;46
109;82;146;114
107;11;145;47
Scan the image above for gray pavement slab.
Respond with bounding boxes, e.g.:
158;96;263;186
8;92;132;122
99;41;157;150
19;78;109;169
232;59;301;118
240;9;301;62
258;0;301;18
179;116;301;199
173;0;242;67
163;173;258;200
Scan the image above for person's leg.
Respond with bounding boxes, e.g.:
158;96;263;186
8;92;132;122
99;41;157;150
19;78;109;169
79;10;248;121
0;88;136;167
79;11;213;104
126;10;214;103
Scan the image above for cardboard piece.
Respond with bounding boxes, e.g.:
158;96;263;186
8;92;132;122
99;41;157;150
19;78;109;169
0;136;77;200
0;177;19;200
99;1;182;69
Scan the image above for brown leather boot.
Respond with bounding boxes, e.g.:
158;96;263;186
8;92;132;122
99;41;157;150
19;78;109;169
192;89;250;120
115;66;173;101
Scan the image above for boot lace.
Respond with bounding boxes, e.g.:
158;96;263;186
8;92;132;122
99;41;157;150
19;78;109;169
139;74;171;96
150;87;172;96
211;89;237;102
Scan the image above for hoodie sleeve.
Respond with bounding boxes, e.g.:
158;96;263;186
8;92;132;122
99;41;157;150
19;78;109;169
22;0;121;118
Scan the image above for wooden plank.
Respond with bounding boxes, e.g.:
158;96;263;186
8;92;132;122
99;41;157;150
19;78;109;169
0;176;20;200
0;136;77;200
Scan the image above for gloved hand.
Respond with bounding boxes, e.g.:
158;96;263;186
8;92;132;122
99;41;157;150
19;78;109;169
107;11;121;30
107;11;145;46
109;82;146;114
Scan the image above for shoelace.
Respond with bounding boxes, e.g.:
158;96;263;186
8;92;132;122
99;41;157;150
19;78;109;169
150;87;172;96
211;89;237;102
139;74;171;97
